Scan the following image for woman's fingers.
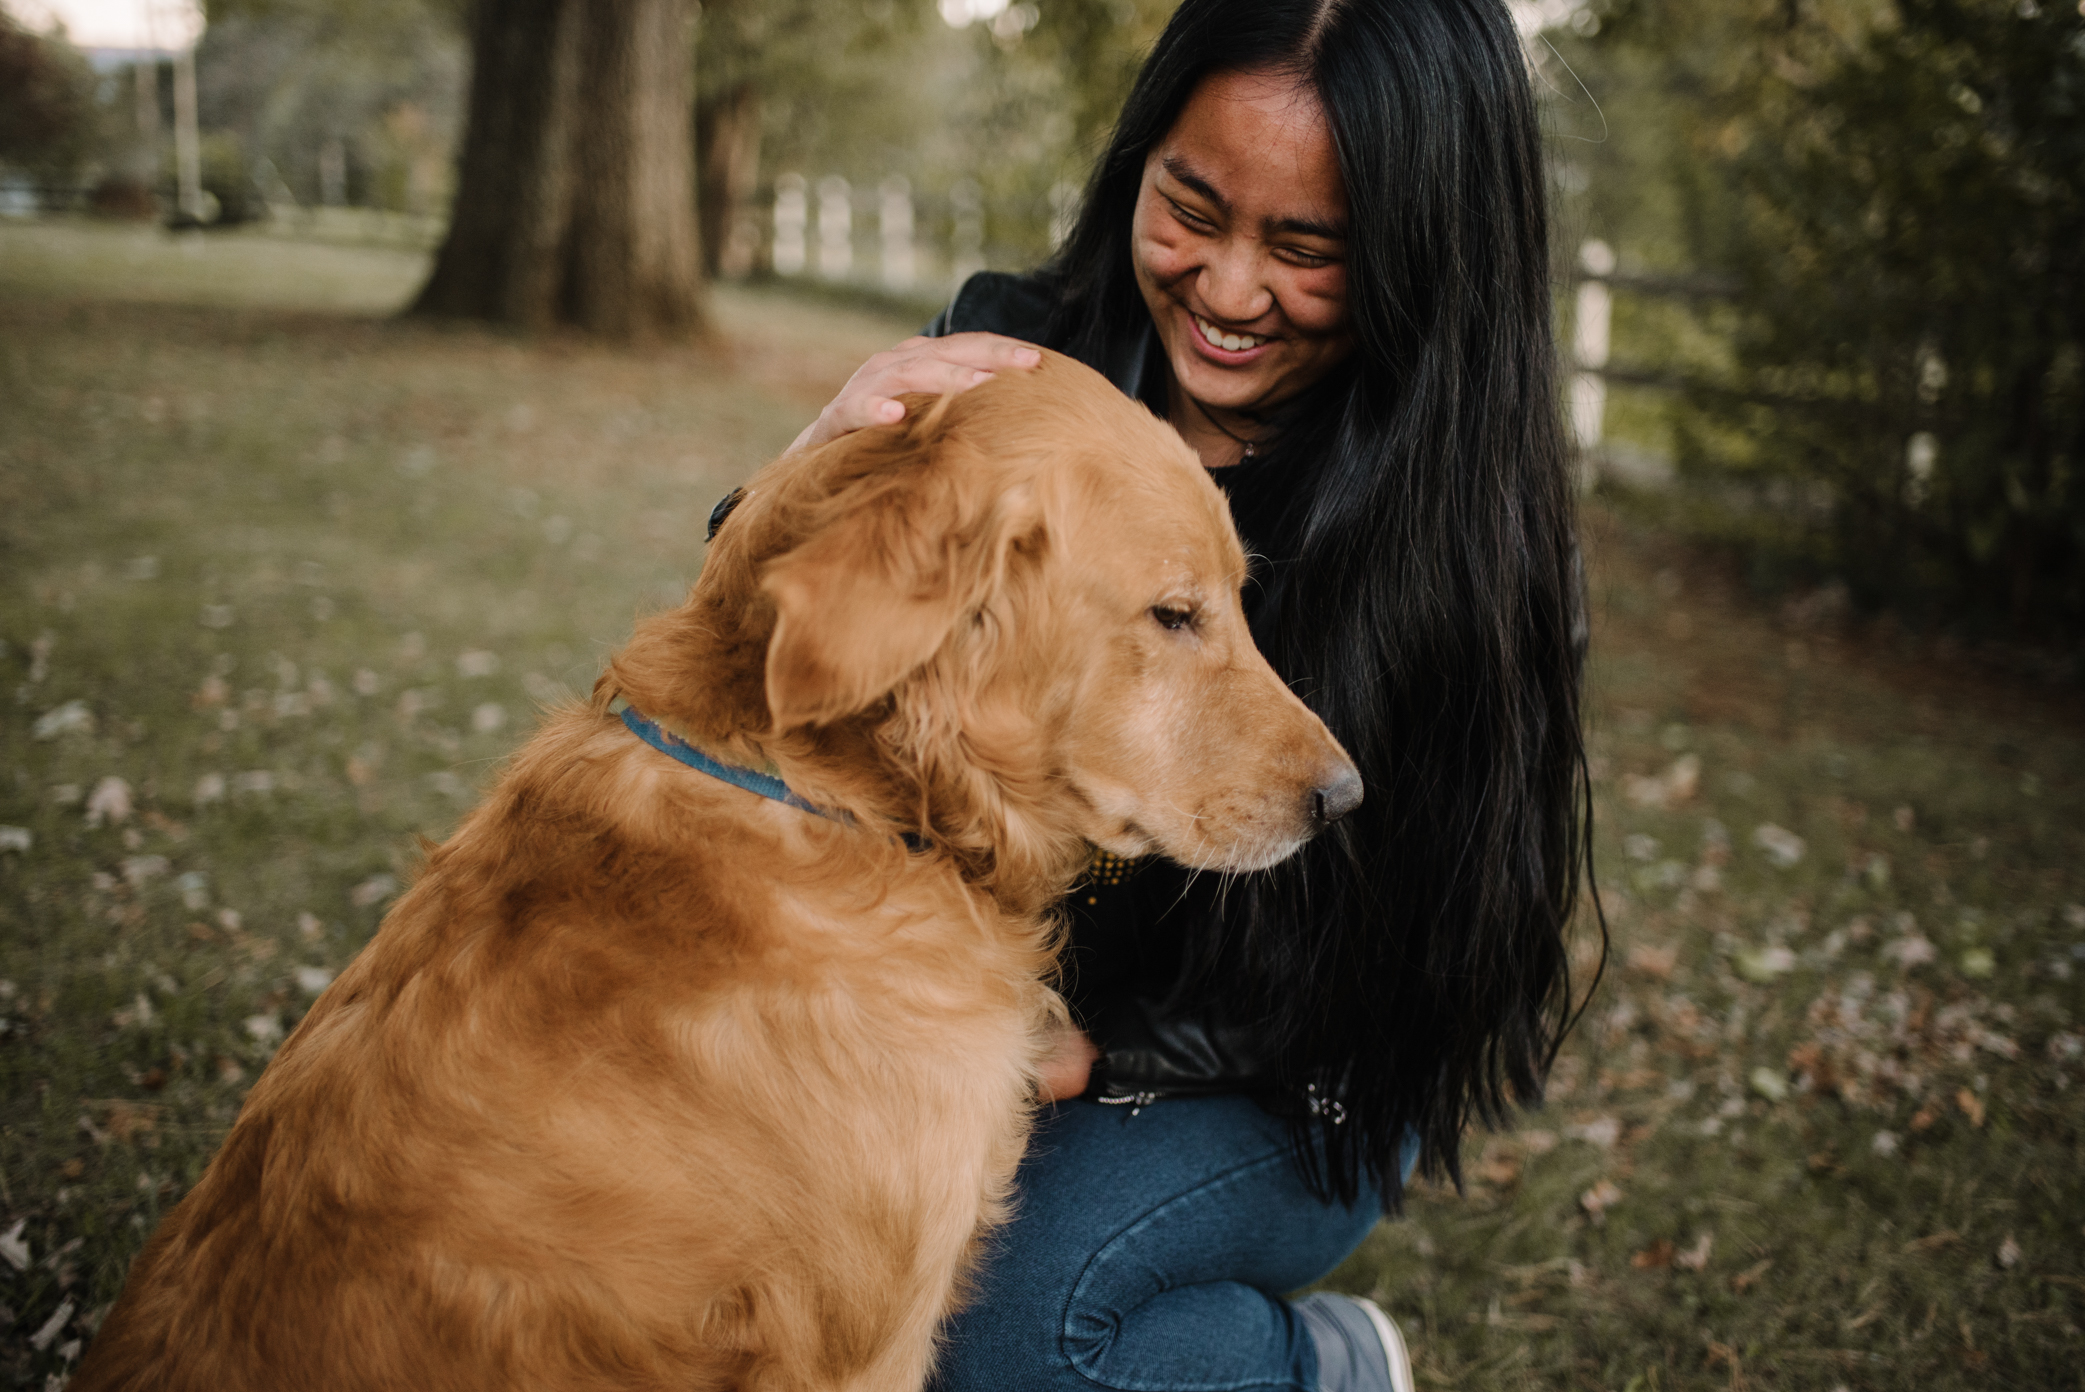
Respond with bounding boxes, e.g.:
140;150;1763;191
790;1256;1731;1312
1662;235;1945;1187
790;334;1043;455
856;335;1043;405
1035;1026;1100;1103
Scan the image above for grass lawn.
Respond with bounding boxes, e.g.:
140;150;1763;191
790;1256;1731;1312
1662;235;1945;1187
2;219;2081;1389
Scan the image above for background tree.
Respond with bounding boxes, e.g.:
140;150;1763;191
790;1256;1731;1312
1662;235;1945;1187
196;0;467;216
1559;0;2085;641
412;0;705;340
0;12;101;187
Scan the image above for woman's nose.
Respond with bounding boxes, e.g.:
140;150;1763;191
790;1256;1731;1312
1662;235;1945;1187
1196;240;1274;324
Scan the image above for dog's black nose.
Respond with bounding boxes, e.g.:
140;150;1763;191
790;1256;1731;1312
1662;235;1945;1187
1310;764;1364;827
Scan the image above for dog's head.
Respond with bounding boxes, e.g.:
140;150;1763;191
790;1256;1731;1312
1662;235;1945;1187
604;350;1358;906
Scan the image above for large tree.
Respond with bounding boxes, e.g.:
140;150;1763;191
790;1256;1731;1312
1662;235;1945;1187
412;0;704;339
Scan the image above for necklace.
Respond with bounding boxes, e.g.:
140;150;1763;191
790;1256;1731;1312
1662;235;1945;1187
1191;394;1265;463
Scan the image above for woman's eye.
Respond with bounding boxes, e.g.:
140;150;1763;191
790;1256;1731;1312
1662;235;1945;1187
1167;199;1215;231
1151;605;1194;631
1277;246;1336;268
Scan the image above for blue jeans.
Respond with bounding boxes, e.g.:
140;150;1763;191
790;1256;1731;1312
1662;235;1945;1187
932;1095;1387;1392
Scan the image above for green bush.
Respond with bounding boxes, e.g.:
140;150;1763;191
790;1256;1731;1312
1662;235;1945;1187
0;13;98;182
1583;0;2085;639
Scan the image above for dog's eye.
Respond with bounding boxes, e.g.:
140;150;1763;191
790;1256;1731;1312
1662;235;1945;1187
1150;604;1195;632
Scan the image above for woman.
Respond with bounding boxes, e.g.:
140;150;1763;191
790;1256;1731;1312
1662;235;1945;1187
778;1;1590;1388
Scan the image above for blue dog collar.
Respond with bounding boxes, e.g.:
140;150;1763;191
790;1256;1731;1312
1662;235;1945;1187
620;705;828;818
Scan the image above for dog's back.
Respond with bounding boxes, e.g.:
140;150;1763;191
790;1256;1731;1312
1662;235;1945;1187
78;711;1048;1392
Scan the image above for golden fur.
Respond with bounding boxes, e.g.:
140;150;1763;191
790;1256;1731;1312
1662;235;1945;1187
72;352;1357;1392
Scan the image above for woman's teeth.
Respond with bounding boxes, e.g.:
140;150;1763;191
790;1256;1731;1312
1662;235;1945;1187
1195;315;1267;353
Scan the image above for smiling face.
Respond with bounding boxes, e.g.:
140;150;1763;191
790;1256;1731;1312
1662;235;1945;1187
1130;67;1355;456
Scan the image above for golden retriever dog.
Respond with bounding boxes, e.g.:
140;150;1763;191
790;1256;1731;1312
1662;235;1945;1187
72;351;1361;1392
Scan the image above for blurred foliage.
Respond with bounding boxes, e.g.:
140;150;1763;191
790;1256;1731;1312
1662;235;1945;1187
0;11;102;181
3;0;1173;271
1556;0;2085;641
699;0;1172;272
194;0;465;213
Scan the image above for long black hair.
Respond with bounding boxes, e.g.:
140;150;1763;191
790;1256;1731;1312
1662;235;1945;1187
1043;0;1593;1206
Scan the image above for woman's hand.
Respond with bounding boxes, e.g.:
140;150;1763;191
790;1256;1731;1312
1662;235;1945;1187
1036;1024;1101;1103
788;333;1042;456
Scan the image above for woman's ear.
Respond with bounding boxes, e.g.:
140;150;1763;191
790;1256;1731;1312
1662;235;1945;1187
761;458;1038;732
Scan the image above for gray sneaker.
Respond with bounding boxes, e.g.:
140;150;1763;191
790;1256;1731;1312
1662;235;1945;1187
1292;1292;1415;1392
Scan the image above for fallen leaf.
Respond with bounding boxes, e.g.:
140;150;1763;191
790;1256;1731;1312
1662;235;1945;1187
1905;1229;1960;1252
1631;1239;1675;1269
1910;1105;1939;1132
1579;1179;1624;1220
1623;755;1700;810
84;776;134;828
32;700;95;740
121;855;169;888
1734;945;1797;984
1752;823;1806;868
110;993;154;1030
1956;1088;1985;1127
1732;1258;1772;1292
97;1100;157;1144
29;1297;74;1351
350;873;400;908
1788;1042;1838;1094
1566;1116;1621;1147
1627;943;1679;980
1675;1232;1714;1271
0;1219;29;1271
1749;1066;1790;1102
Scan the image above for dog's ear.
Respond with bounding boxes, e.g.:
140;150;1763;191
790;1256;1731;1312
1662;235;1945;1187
761;456;1039;731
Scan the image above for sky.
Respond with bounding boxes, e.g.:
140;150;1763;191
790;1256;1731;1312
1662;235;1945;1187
4;0;202;50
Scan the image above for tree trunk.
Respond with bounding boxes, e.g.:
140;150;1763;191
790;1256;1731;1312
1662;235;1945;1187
695;81;760;280
412;0;705;341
